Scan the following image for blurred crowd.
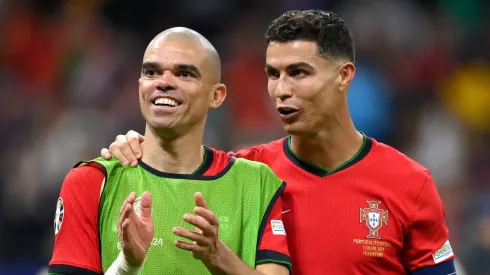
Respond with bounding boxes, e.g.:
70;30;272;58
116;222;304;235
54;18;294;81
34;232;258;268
0;0;489;274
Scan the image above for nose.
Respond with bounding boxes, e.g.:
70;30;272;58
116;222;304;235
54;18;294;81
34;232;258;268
154;70;177;92
275;77;293;101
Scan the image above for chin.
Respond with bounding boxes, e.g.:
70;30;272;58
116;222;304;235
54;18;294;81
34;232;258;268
148;118;178;131
283;117;322;136
282;123;308;136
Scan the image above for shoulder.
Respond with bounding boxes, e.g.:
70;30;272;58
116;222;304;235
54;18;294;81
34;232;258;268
369;139;430;181
63;162;106;191
232;138;286;163
60;162;106;203
84;157;124;172
233;157;283;186
218;145;282;178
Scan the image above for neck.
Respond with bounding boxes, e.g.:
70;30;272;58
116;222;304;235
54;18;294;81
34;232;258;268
141;123;205;174
290;109;363;171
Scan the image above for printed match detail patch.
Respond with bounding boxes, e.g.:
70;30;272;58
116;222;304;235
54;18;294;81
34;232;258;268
432;240;454;264
54;197;64;235
271;220;286;235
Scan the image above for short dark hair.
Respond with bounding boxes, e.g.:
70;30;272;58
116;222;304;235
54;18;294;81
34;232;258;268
265;10;355;63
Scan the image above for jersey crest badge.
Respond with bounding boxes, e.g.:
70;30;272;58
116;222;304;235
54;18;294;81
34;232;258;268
360;201;388;239
54;197;64;235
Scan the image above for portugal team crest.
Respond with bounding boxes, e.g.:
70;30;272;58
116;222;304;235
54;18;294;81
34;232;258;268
54;197;64;235
360;201;388;239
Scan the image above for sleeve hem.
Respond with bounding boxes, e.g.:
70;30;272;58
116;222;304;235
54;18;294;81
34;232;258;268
411;259;456;275
48;264;102;275
256;249;292;273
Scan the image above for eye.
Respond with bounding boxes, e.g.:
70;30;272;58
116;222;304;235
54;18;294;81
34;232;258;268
144;69;157;76
178;71;194;78
266;70;280;80
290;69;307;77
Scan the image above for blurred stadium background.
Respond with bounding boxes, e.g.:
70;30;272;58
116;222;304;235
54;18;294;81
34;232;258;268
0;0;489;274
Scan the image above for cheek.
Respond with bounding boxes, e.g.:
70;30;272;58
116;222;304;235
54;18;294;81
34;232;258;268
186;89;207;111
267;80;276;99
139;81;152;100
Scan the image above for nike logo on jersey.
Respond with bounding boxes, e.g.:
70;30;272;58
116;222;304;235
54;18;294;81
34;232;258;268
282;209;290;214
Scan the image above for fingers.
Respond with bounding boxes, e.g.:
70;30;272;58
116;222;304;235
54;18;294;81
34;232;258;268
127;130;144;160
121;204;138;243
119;203;135;241
139;191;152;218
109;140;130;166
194;192;209;210
183;213;217;237
174;240;207;253
101;148;112;160
194;207;219;226
172;227;209;246
115;135;139;167
120;192;137;216
118;192;136;235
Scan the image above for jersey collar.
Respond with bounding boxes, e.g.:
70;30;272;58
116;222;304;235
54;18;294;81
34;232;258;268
139;145;214;178
283;133;373;177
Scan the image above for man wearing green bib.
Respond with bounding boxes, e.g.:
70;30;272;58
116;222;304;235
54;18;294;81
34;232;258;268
48;27;291;275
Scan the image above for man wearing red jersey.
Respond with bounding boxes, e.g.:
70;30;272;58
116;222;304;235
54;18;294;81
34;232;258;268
99;10;456;274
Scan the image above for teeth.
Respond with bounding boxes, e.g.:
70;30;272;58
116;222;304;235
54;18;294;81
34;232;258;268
155;98;178;106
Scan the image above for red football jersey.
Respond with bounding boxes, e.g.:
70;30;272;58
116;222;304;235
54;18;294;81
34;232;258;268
49;147;290;274
233;135;455;275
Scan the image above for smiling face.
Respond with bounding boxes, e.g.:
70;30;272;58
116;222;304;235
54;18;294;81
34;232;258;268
139;33;225;135
265;40;345;135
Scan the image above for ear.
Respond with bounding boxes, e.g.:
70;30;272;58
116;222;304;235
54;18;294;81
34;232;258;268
209;83;227;109
338;62;355;93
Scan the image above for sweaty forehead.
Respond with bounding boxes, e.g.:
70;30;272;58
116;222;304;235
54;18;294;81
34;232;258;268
266;41;322;68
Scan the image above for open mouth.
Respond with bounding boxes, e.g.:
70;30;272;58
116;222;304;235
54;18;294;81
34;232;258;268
278;107;299;116
152;98;182;107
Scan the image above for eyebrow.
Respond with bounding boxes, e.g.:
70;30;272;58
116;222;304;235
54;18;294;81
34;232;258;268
265;62;315;72
176;64;202;78
141;61;202;78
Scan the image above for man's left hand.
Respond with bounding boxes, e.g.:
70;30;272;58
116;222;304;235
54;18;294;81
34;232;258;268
173;192;225;266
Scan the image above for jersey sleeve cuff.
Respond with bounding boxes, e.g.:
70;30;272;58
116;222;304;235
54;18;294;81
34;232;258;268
48;264;102;275
256;249;292;274
411;259;456;275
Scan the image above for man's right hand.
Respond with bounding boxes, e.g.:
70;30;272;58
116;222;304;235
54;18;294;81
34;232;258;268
118;191;154;267
101;130;145;167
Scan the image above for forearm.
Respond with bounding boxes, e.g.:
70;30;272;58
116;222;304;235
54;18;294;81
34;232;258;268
105;252;144;275
204;240;266;275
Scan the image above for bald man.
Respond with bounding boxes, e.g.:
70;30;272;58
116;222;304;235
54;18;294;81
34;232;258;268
48;27;291;275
